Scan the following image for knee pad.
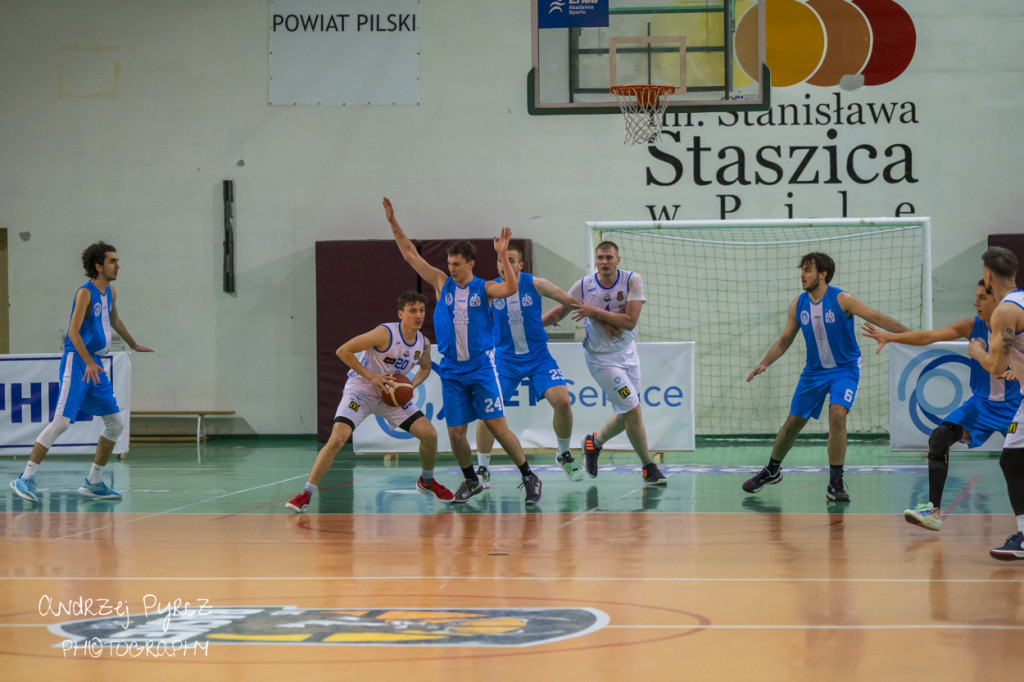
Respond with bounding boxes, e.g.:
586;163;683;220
36;416;71;448
100;412;125;442
927;422;961;463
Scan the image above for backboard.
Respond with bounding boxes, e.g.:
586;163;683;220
530;0;768;115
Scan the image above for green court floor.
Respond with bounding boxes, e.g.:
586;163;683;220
1;437;1015;517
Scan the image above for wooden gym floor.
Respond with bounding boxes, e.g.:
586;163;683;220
0;437;1021;681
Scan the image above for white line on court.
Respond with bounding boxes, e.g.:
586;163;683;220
607;624;1024;630
1;576;1018;584
51;475;308;541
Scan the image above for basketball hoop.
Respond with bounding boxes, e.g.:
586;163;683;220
610;85;676;145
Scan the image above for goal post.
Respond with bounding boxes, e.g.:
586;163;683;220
585;218;932;436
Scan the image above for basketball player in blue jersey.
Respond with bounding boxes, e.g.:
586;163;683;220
544;241;669;486
863;280;1022;531
474;244;583;485
744;252;908;502
285;291;455;512
10;242;152;504
384;198;542;505
966;247;1024;560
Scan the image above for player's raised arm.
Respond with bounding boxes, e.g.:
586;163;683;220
748;297;801;382
336;325;394;393
383;197;447;294
838;292;909;333
485;226;519;300
862;319;973;354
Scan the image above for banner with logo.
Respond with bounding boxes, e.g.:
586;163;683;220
888;342;1006;452
352;341;694;453
537;0;609;29
269;0;420;105
0;353;132;455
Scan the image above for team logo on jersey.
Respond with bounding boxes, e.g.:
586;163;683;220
493;298;506;310
384;357;396;365
825;310;836;324
445;293;454;306
617;386;632;399
616;292;624;301
1010;422;1018;434
348;401;360;412
413;351;421;361
603;294;611;303
93;303;102;317
47;606;609;648
470;294;482;307
800;310;811;325
521;294;534;307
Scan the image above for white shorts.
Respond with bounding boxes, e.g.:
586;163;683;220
586;357;642;415
335;386;422;430
1003;401;1024;449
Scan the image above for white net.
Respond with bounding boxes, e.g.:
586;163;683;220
587;219;932;436
611;85;674;145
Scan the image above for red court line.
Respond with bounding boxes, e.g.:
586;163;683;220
942;474;979;515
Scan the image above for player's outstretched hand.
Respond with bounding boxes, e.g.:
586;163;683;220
133;345;154;353
860;322;887;354
746;364;767;382
968;337;987;361
382;197;395;223
493;226;511;254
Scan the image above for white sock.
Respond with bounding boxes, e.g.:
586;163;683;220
421;469;433;483
87;464;104;485
477;451;491;469
23;461;38;479
303;481;317;495
1017;515;1024;534
556;437;571;454
593;434;604;449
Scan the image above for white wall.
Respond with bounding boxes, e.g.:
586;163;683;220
1;1;1021;433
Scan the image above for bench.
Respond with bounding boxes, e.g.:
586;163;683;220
130;410;236;444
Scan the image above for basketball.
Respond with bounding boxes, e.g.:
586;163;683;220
380;373;414;407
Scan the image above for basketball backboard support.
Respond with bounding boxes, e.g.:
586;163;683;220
529;0;768;115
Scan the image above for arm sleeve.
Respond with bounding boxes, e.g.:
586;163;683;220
626;273;646;302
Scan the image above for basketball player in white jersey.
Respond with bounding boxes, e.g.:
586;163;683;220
744;252;908;502
285;291;455;512
544;240;669;486
10;242;152;504
967;246;1024;560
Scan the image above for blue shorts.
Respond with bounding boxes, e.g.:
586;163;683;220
944;395;1021;448
55;352;120;423
438;354;505;427
495;351;566;405
790;364;860;420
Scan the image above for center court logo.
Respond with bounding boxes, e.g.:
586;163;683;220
50;606;609;647
735;0;917;87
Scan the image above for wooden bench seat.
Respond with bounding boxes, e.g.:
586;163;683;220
130;410;236;444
